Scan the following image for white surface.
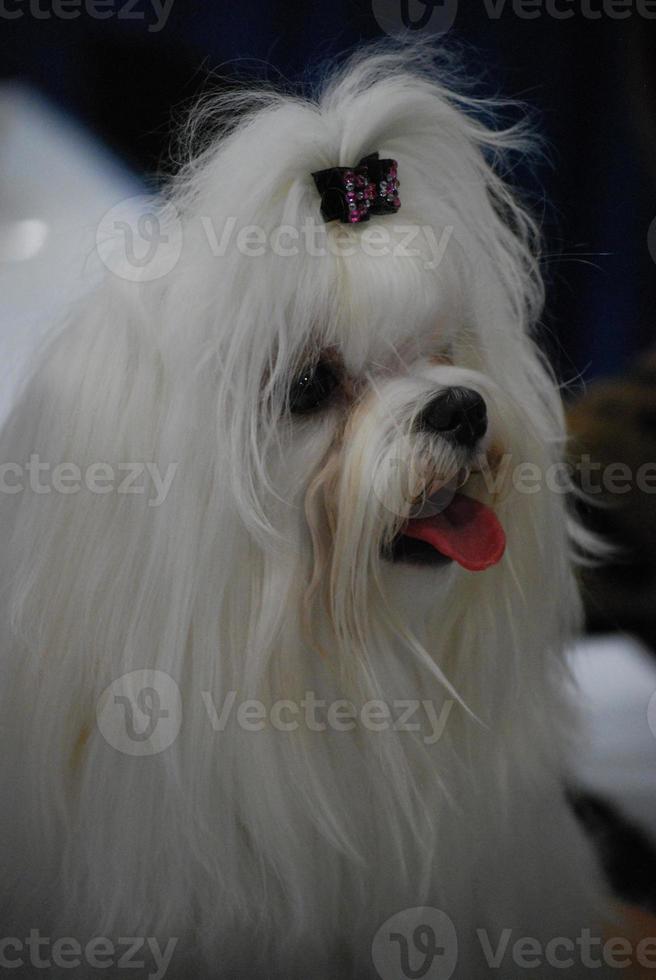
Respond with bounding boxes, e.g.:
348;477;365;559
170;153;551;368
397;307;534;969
569;633;656;841
0;84;140;423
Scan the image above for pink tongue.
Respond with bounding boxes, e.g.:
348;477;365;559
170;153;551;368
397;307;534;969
402;493;506;572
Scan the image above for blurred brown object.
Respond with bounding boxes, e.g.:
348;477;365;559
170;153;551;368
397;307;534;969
609;904;656;978
567;350;656;650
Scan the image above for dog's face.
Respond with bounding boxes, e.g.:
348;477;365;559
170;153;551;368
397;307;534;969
274;297;509;598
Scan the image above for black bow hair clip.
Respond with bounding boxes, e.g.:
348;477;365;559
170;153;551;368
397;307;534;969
311;152;400;224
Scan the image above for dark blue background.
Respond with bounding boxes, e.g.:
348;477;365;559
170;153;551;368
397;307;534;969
2;0;655;382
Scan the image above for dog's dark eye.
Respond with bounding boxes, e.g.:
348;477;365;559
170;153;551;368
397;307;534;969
289;361;339;415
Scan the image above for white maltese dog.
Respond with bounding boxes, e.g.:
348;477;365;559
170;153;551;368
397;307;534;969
0;44;623;980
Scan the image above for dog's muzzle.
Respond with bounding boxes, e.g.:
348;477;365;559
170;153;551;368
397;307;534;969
418;386;487;448
384;386;505;570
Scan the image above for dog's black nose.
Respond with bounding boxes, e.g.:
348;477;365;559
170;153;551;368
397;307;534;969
419;386;487;446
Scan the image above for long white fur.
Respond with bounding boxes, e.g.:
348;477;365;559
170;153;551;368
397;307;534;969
0;43;615;978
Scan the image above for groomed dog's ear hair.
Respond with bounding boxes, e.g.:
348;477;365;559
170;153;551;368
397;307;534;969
0;274;170;656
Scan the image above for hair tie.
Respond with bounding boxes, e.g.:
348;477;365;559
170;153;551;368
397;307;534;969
312;152;400;224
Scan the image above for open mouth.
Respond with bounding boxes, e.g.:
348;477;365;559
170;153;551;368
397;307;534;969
385;491;506;571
